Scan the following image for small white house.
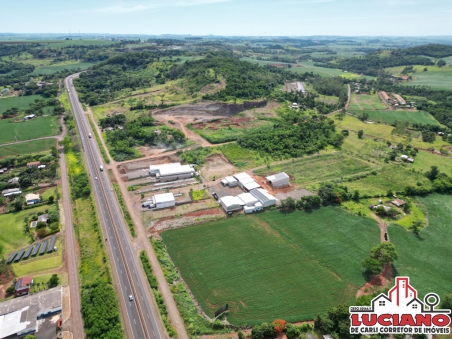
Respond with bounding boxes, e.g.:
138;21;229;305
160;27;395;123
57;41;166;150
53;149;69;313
401;155;409;160
153;193;176;209
244;202;263;214
221;176;238;187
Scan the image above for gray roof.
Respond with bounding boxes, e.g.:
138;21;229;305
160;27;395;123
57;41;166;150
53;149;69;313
37;214;49;223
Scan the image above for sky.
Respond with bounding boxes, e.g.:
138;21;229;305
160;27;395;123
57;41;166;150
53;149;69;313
1;0;451;36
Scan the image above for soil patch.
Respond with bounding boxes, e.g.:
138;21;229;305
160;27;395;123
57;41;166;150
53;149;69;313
201;153;237;181
356;263;393;298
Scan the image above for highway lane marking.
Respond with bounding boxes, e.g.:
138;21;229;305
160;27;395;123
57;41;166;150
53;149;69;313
134;319;136;324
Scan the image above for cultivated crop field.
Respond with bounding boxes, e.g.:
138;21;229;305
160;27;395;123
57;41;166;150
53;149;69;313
363;110;441;126
389;194;452;299
162;207;380;325
0;94;44;114
189;117;273;143
387;64;452;91
0;138;56;158
348;93;387;111
0;116;60;144
255;152;375;188
345;166;432;196
31;61;96;75
217;143;269;169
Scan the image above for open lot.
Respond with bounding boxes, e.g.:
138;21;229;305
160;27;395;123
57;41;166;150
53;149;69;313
0;138;56;158
0;205;50;255
162;207;380;325
0;116;60;144
389;194;452;299
255;152;375;189
0;94;43;114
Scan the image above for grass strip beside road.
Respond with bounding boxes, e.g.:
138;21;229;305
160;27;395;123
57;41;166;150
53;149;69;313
87;113;110;164
112;183;136;237
139;251;177;338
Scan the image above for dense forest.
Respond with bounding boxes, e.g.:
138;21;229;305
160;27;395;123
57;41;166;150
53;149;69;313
167;53;293;101
237;114;343;159
402;44;452;58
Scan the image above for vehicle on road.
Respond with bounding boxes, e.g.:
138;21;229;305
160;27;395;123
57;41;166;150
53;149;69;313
100;165;104;171
212;192;218;200
95;177;98;180
88;133;92;138
129;294;134;301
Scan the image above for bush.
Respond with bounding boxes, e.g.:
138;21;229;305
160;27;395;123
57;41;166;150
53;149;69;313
6;285;15;294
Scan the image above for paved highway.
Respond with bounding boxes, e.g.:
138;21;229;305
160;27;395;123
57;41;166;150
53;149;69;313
65;74;165;339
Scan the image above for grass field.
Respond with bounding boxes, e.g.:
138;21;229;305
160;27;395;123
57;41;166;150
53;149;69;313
363;110;441;126
162;207;380;324
216;143;269;169
348;93;388;111
0;205;49;255
31;61;96;75
0;116;60;144
410;151;452;175
334;114;448;150
11;239;63;277
386;65;452;91
0;138;56;158
255;153;375;189
345;166;432;196
389;194;452;299
0;94;43;114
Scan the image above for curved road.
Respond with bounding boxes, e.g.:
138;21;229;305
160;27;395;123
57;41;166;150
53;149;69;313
65;74;166;339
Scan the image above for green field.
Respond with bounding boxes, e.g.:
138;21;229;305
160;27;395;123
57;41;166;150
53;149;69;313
162;207;380;324
345;165;432;196
389;194;452;299
348;93;387;111
0;138;56;158
216;143;269;169
31;61;96;75
0;205;50;255
0;116;60;144
410;151;452;176
255;152;375;188
386;65;452;91
362;110;441;126
290;61;344;78
0;94;43;114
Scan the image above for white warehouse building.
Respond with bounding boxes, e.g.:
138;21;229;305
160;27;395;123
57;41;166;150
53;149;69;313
237;193;259;207
266;172;290;188
233;172;261;191
151;193;176;209
219;196;243;212
149;162;195;182
221;176;238;187
250;188;278;207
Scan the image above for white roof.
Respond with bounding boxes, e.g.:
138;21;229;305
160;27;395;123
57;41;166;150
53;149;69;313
225;176;237;183
237;193;258;206
266;172;289;182
244;181;261;191
0;306;30;339
154;193;175;203
401;155;408;159
239;177;256;185
233;172;251;181
25;193;40;201
219;196;242;208
158;164;194;177
250;188;277;203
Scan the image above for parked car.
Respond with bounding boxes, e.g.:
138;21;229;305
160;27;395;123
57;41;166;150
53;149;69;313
212;192;218;200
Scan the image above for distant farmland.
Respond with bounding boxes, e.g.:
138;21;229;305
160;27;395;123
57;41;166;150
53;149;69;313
0;94;43;114
0;116;60;144
162;207;380;325
360;110;441;126
31;62;96;75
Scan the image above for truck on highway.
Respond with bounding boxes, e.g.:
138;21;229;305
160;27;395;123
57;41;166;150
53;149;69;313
88;133;92;138
100;165;104;171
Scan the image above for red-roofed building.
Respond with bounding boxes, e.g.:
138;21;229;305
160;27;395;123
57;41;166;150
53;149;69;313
15;276;33;296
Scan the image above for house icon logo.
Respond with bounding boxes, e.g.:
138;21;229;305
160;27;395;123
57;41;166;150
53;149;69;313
349;277;451;335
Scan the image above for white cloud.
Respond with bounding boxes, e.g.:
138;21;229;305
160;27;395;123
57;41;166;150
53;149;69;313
90;0;230;14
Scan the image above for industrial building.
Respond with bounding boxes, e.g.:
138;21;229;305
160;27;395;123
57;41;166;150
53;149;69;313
221;176;238;187
250;188;278;207
149;162;195;182
0;287;62;339
219;196;243;212
237;193;259;207
150;193;176;209
266;172;290;188
233;172;261;191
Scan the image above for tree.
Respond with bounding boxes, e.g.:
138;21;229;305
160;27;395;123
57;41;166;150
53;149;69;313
23;335;36;339
238;330;245;339
370;242;398;264
36;221;47;229
13;199;23;212
6;285;15;294
362;257;382;275
48;196;54;203
48;274;59;288
410;220;423;235
353;190;360;202
357;130;364;139
272;319;287;333
437;59;446;68
426;166;440;181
